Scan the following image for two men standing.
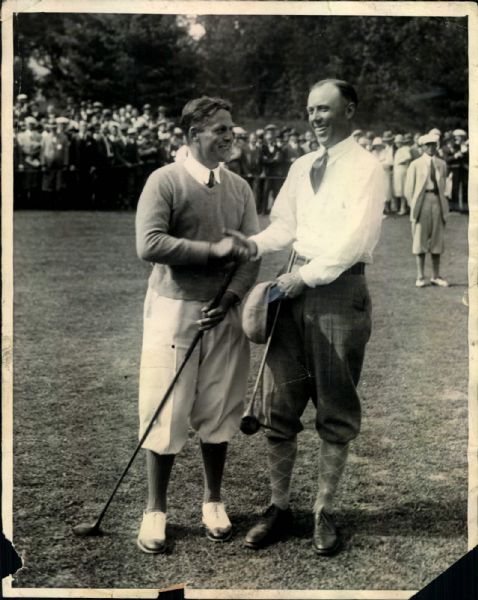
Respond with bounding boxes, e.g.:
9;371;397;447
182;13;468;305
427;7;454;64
135;80;387;555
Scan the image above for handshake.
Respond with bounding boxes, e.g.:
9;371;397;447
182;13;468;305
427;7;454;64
208;229;258;264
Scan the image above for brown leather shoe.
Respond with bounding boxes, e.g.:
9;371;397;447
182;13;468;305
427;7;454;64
244;505;293;549
312;509;341;556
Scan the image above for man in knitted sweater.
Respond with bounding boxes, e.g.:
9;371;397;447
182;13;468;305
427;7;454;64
135;97;260;553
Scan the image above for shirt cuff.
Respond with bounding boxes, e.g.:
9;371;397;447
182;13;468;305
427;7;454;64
248;234;262;260
298;265;317;288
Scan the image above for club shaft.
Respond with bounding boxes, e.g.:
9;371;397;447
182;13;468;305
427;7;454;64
244;250;297;415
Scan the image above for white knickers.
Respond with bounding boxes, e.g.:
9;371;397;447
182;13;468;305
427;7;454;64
138;289;250;454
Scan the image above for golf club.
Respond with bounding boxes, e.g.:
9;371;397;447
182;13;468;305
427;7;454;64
73;264;238;537
240;250;296;435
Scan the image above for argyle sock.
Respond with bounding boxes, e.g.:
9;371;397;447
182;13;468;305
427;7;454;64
267;436;297;510
314;440;349;514
201;441;228;503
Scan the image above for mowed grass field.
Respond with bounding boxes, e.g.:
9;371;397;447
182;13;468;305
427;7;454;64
10;210;469;592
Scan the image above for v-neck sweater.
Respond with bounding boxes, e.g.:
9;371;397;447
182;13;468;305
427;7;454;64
136;162;260;302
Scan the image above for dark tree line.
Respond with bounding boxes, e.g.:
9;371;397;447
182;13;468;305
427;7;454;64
14;13;468;130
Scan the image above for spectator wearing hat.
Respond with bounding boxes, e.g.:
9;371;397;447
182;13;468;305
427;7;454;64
157;105;167;122
371;137;392;209
443;129;468;213
243;132;263;213
157;119;170;142
283;129;305;166
393;134;413;215
381;130;395;213
225;127;249;177
301;130;315;154
410;133;422;161
16;115;42;206
69;121;100;208
278;127;290;149
357;136;370;151
14;93;30;121
261;124;285;214
352;129;363;142
40;116;71;208
405;133;449;288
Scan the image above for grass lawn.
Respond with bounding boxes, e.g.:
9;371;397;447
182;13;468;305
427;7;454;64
10;210;469;592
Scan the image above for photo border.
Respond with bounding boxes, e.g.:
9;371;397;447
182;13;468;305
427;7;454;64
2;1;477;598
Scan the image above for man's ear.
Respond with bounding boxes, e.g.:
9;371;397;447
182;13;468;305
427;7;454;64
189;126;200;141
345;103;356;120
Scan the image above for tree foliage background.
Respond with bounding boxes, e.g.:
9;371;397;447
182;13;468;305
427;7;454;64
14;12;468;131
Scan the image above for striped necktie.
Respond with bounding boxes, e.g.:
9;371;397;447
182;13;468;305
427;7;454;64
310;151;328;194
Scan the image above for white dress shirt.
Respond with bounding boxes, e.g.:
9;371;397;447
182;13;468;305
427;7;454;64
184;153;221;185
250;135;388;287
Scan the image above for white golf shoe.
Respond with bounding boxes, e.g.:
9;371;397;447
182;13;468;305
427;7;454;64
202;502;232;541
137;511;167;554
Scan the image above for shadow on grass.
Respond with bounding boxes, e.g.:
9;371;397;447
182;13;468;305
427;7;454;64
289;500;466;541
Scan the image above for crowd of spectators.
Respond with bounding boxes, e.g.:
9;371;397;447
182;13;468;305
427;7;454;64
355;127;469;215
13;93;469;214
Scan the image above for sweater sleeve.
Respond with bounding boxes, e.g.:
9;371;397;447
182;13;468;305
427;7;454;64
226;182;261;301
135;169;211;265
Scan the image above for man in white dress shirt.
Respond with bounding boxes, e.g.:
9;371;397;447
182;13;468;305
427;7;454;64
230;79;388;555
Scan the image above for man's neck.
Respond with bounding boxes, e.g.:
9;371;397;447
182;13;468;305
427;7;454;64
189;146;219;170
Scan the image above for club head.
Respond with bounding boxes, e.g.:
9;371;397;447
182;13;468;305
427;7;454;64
72;522;103;537
240;415;261;436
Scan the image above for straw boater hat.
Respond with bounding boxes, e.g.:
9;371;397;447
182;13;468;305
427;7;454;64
371;137;384;148
382;131;394;142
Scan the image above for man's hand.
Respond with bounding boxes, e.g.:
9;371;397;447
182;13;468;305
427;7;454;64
197;291;238;331
223;229;258;259
208;237;250;263
276;271;307;299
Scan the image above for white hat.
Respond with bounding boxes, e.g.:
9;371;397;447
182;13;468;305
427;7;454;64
55;116;70;124
428;128;441;136
371;137;384;147
418;133;439;146
233;126;247;136
17;93;28;101
453;129;467;137
25;116;38;125
394;134;404;144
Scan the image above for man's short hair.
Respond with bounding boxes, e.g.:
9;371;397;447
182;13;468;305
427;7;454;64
310;79;359;107
180;97;232;138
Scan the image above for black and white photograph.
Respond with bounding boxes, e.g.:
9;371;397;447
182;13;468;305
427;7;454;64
2;0;477;597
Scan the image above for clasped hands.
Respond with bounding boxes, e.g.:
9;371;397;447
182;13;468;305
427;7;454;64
200;230;307;330
221;229;307;299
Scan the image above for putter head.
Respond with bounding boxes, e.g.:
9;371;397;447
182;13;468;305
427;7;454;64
72;522;103;537
240;415;261;436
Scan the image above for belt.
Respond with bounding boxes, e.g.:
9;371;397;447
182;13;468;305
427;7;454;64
295;254;365;275
425;190;438;195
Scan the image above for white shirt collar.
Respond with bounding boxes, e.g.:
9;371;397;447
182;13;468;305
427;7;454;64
422;153;435;165
307;135;355;166
184;153;221;185
327;135;355;161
